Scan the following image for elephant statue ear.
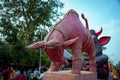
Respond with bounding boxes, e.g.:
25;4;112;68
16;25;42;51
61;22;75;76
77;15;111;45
99;36;111;46
64;37;79;48
25;41;44;50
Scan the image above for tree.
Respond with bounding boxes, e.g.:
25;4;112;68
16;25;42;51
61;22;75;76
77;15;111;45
0;0;64;67
0;41;12;67
0;0;64;43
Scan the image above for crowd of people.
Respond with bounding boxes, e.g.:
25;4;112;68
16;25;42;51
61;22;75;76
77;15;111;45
0;65;48;80
0;64;119;80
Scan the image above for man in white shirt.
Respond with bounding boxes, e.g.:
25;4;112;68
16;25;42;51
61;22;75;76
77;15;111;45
33;68;39;80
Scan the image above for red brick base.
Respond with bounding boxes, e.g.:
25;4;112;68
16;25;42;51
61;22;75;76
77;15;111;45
43;70;97;80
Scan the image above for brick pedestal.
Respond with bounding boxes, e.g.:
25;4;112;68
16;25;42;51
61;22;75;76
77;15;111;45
43;70;97;80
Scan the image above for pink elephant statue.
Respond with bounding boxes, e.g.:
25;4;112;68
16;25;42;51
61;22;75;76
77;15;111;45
25;9;96;75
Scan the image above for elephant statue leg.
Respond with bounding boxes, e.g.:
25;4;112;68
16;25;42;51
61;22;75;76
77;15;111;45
48;62;60;71
71;45;82;75
88;53;96;72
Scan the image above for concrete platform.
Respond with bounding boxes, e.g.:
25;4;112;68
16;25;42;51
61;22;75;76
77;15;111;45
43;70;97;80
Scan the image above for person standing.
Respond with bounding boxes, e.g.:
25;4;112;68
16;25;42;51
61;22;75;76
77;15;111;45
33;68;39;80
9;66;16;80
14;67;20;78
39;66;47;80
3;66;12;80
26;68;32;80
15;68;27;80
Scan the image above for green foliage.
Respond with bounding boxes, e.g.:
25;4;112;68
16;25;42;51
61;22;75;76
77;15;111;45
41;50;51;67
0;0;64;67
0;0;64;43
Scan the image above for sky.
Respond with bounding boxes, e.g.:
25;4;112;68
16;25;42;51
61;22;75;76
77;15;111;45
60;0;120;64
